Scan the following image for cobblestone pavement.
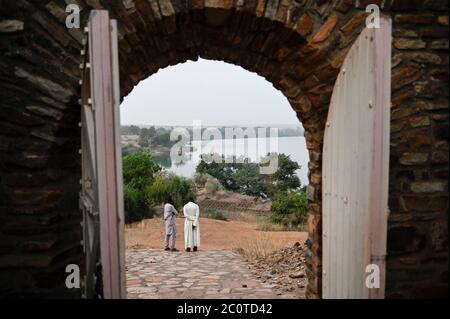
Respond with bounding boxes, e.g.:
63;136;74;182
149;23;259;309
126;249;298;299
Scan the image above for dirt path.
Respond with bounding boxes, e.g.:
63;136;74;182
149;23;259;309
125;217;307;252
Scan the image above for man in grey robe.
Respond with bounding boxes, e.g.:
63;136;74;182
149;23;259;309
164;198;178;251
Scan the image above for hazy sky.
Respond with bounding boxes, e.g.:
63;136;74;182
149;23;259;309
120;58;301;127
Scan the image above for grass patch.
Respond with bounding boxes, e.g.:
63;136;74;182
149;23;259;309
257;217;307;232
232;232;281;260
202;208;229;221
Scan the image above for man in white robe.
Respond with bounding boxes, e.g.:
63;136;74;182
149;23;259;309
183;200;200;252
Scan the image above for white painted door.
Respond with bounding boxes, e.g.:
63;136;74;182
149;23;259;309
80;10;125;299
322;18;391;299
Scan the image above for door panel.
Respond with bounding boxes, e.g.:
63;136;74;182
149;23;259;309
322;18;391;299
80;10;125;299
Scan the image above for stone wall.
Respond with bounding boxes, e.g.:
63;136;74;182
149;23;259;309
0;0;448;298
387;0;449;298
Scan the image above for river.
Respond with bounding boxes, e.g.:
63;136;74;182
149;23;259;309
153;136;310;186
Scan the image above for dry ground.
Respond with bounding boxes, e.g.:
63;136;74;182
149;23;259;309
125;217;307;255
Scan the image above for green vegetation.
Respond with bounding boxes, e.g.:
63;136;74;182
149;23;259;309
260;153;301;196
146;174;196;208
122;152;196;224
122;144;141;157
203;208;228;221
196;153;306;229
120;125;178;150
196;153;300;198
120;126;307;230
121;125;141;135
123;185;154;224
122;152;161;223
269;188;308;229
123;152;161;190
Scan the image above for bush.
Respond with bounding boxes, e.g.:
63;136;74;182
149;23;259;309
194;173;208;187
122;152;160;224
205;176;222;194
124;186;154;224
146;174;196;208
203;208;228;221
269;189;308;228
122;144;141;157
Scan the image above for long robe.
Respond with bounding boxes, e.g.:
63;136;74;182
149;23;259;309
164;203;177;249
183;201;200;249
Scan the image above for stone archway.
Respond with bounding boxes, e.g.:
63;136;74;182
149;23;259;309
0;0;448;298
100;1;369;299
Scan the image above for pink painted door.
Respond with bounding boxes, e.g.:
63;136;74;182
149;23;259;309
80;10;125;299
322;18;391;299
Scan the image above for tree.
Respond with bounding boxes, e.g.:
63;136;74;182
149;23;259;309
138;128;152;147
196;153;301;199
152;132;171;146
122;152;161;191
146;174;196;209
261;153;301;196
121;125;141;135
234;162;268;196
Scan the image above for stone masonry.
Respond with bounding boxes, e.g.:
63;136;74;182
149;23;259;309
126;249;298;299
0;0;448;298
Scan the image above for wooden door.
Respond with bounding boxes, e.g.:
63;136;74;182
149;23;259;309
322;17;391;299
80;10;125;299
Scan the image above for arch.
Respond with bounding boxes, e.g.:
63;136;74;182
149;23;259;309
0;0;447;299
108;1;367;299
2;0;367;298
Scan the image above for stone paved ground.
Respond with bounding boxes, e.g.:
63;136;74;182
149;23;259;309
126;249;298;299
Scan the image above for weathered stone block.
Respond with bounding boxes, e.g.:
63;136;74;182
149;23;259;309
394;14;435;25
430;40;449;50
391;62;423;91
399;52;442;65
407;133;432;151
295;14;314;38
399;152;429;165
310;14;338;44
0;20;24;33
394;38;427;50
411;181;448;193
437;15;449;26
14;68;74;103
400;195;449;212
409;116;431;127
432;151;449;164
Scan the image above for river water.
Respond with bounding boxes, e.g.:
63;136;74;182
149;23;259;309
154;136;310;186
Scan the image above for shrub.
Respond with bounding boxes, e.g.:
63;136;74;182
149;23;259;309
269;189;308;228
203;208;228;221
146;174;196;208
193;173;209;187
123;185;154;224
205;176;221;194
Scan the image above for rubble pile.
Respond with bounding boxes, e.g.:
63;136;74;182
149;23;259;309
247;242;307;298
